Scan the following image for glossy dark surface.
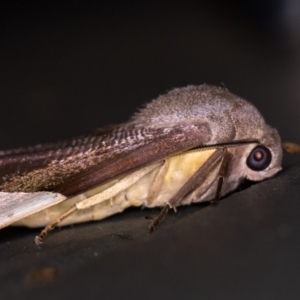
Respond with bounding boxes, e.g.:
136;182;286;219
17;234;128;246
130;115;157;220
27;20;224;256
1;1;300;299
2;161;300;300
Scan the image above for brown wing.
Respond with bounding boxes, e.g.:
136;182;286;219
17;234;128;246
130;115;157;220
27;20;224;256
0;123;212;197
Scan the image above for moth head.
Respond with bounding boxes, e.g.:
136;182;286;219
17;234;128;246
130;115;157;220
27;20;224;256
231;125;282;182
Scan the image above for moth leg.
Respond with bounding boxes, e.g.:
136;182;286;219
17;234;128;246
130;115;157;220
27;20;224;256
147;159;169;206
35;161;162;244
148;204;171;232
210;148;232;205
35;206;77;244
149;148;225;232
75;161;162;210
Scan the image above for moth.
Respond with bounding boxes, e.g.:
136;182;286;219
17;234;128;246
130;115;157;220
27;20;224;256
0;85;282;243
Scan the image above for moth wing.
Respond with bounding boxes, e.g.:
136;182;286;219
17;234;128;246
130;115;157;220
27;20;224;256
0;123;212;197
0;191;66;229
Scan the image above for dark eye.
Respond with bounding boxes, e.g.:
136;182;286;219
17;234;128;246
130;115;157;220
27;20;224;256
246;145;272;171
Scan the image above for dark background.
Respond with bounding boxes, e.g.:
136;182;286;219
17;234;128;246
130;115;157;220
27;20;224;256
1;1;300;299
1;0;300;148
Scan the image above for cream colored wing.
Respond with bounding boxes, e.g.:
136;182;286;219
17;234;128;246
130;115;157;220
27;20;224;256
0;192;66;229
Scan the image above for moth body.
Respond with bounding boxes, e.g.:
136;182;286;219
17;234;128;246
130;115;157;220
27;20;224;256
0;85;282;238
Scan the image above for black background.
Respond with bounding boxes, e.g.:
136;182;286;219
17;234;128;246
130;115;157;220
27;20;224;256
1;1;300;299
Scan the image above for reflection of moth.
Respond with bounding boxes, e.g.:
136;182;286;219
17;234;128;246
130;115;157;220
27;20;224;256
0;85;282;243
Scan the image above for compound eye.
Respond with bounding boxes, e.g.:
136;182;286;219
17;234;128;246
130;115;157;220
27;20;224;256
246;145;272;171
